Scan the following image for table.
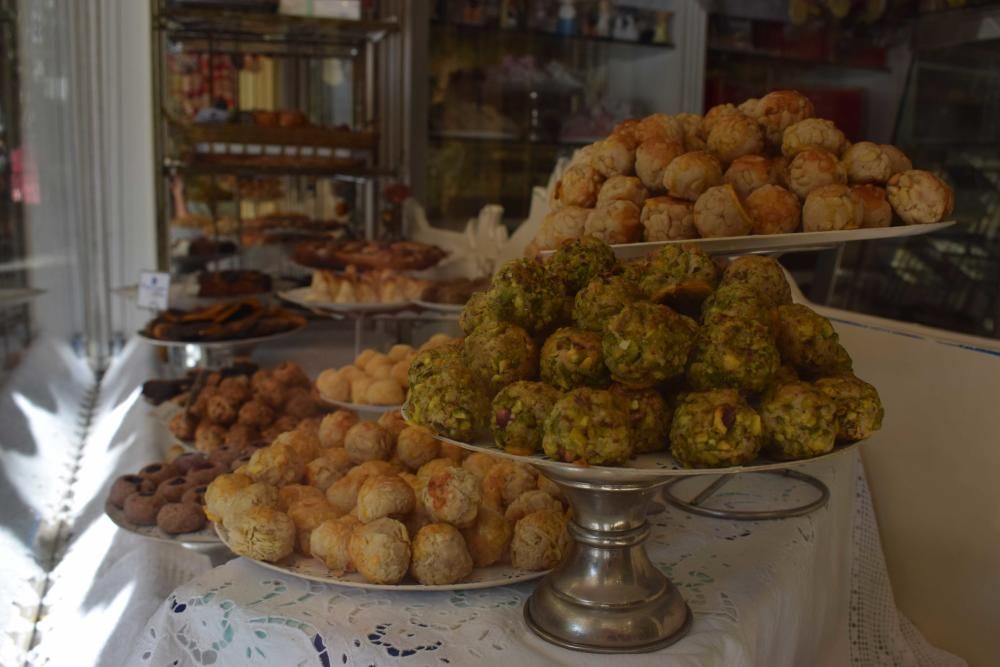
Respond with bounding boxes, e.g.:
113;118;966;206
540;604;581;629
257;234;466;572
125;453;958;667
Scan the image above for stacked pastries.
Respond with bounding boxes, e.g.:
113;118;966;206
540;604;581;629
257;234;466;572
534;90;953;251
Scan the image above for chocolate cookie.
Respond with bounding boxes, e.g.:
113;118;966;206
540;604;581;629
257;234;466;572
156;502;206;534
181;485;208;506
138;462;177;486
172;452;207;474
156;476;193;503
108;474;154;509
123;491;165;526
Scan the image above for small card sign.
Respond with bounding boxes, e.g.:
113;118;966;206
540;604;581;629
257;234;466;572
137;271;170;310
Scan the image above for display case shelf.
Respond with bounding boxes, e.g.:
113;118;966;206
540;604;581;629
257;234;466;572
431;20;673;51
163;159;396;180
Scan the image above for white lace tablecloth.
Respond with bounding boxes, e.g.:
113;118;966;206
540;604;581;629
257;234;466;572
126;452;962;667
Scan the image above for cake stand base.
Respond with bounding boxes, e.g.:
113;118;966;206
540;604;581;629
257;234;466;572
661;469;829;521
524;470;691;653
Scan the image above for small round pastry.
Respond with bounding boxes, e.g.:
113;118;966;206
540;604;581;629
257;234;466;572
459;291;495;335
406;368;490;442
588;136;635;178
669;389;764;468
787;148;847;199
760;381;838;460
156;502;206;534
461;452;499;481
410;523;474;586
886;170;954;225
238;399;276;428
662;151;724;201
534;206;590;252
311;515;362;575
720;255;791;307
285;392;321;419
244;443;305;487
349;517;411;584
781;118;847;158
250;369;273;392
753;90;816;148
203;472;253;522
687;317;781;393
416;457;458;482
554;164;604;208
344;421;394;464
702;103;740;135
464;320;539;396
638;243;720;306
325;460;397;514
461;506;512;568
707;112;765;165
209;443;247;469
218;375;252;403
572;274;642;332
543;387;632;465
156;476;194;503
701;282;771;328
635;113;685;145
487;258;565;335
852;185;893;228
597;175;648;207
228;505;295;563
138;462;177;487
738;98;759;117
745;184;801;235
356;474;416;523
277;484;325;511
491;381;562;455
123;491;166;526
288;496;340;555
224;423;262;451
603;302;697;388
365;379;405;406
315;369;350;402
635;139;685;192
724;155;776;199
773;304;854;377
540;327;609;391
349;377;373;405
481;461;537;510
842;141;893;184
504;490;562;524
421;467;481;528
536;474;564;502
168;412;197;441
440;442;468;463
181;485;208;506
640;196;698;242
272;413;301;437
108;475;154;509
583;200;643;245
880;144;912;176
305;449;354;490
188;386;217;418
803;184;863;232
253;377;288;410
395;426;441;471
388;344;415;362
171;452;207;474
510;509;570;571
609;383;671;454
545;235;616;295
378;410;408;441
190;459;226;484
675;112;706;151
693;184;754;238
272;361;310;388
271;430;321;464
611;117;642;149
205;395;239;426
318;410;359;449
390;360;410;389
814;375;884;441
194;422;226;453
297;416;323;437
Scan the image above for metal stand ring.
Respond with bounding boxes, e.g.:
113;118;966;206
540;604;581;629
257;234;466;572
661;469;829;521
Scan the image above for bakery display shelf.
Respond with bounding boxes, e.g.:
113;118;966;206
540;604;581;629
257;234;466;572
163;159;396;181
707;43;891;73
431;131;592;147
157;7;398;46
432;20;674;51
0;287;45;308
183;123;379;151
136;321;306;349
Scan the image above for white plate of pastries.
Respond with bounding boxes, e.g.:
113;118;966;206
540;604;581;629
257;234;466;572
205;410;567;589
280;267;430;313
533;89;956;256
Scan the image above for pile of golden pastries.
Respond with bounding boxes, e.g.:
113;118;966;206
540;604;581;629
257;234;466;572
306;267;430;306
206;408;570;585
315;335;457;407
534;89;954;251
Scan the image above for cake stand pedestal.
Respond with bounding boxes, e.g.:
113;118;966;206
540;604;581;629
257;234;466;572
661;469;829;521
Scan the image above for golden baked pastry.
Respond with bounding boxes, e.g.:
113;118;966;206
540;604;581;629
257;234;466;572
395;426;441;471
366;379;405;406
852;185;893;228
583;201;643;245
287;496;340;555
344;422;394;464
787;148;847;199
310;515;362;575
277;484;325;511
203;472;253;523
802;184;863;231
305;448;354;490
702;103;740;136
610;118;642;150
243;444;305;487
675;113;706;152
439;442;467;463
587;136;635;178
356;474;416;523
460;452;500;482
348;517;411;584
536;474;565;502
194;422;226;453
880;144;912;176
635;113;685;145
746;185;802;235
421;467;481;528
842;141;892;184
535;206;590;251
635;140;685;191
317;410;359;449
308;267;429;305
640;196;697;242
737;98;759;117
693;184;754;238
272;430;320;464
460;505;512;568
416;457;458;482
481;461;537;511
227;505;296;563
410;523;474;586
707;113;765;165
504;490;563;524
662;151;723;201
510;509;570;571
753;90;816;148
555;164;604;208
377;410;408;441
325;460;398;514
886;170;953;225
782;118;847;158
724;155;776;199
